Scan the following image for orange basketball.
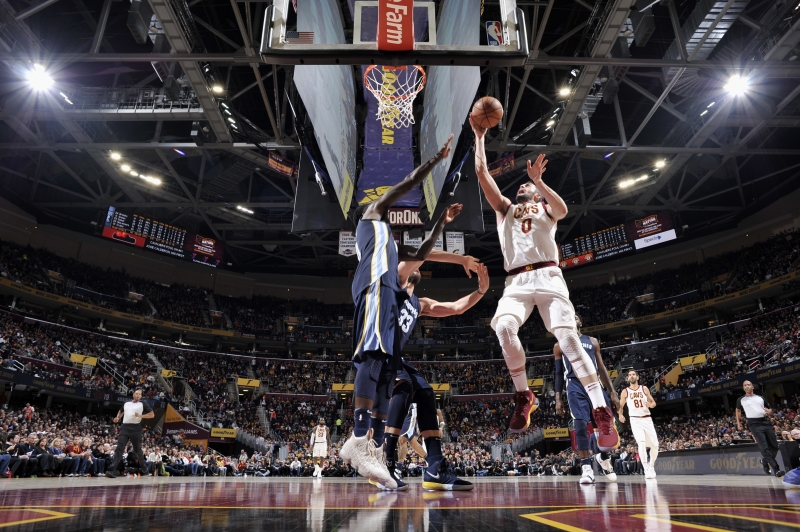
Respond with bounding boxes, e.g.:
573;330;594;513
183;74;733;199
471;96;504;129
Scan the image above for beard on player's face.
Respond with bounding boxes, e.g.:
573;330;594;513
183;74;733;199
516;184;541;204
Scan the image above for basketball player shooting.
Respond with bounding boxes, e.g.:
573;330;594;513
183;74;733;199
470;114;619;450
618;369;659;479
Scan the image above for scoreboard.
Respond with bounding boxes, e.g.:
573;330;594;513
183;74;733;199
102;206;223;267
559;211;676;270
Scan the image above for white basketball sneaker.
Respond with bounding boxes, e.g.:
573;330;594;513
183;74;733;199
340;432;396;489
595;454;617;481
579;464;595;484
644;464;657;479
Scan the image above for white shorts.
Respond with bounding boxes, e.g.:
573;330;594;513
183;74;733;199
630;416;659;448
312;443;328;458
491;266;576;331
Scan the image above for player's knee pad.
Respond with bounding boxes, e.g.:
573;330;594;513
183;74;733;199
387;382;412;429
495;315;525;363
552;326;595;379
414;389;439;433
571;419;591;451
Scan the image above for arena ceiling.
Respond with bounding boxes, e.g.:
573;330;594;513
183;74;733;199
1;0;800;275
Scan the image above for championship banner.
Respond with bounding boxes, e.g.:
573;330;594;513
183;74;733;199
488;153;514;178
357;66;420;207
210;428;237;439
161;369;177;378
237;378;261;388
544;427;569;438
70;354;97;366
338;231;356;257
445;232;465;255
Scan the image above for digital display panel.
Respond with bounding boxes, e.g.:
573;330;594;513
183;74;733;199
103;207;223;267
559;211;676;270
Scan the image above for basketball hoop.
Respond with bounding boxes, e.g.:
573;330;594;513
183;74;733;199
364;65;426;129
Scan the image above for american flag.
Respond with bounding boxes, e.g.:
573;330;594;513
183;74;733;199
285;31;314;44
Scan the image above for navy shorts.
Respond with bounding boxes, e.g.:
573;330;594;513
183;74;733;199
400;408;419;439
396;361;432;392
566;378;610;422
352;283;400;360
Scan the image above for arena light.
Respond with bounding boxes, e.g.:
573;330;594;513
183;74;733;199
237;205;254;214
120;164;131;172
130;171;138;177
212;85;224;94
173;148;186;156
558;87;571;97
655;160;666;169
700;110;708;116
110;152;121;161
546;120;555;127
27;64;53;91
619;175;650;189
604;152;615;159
724;75;748;96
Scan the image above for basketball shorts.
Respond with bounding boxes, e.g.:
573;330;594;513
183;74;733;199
400;409;419;439
352;282;400;359
630;416;659;449
396;361;432;392
312;443;328;458
491;266;576;332
566;378;610;423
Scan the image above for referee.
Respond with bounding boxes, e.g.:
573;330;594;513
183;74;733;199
106;388;154;478
735;380;785;477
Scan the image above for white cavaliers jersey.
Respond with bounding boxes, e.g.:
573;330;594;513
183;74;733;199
626;385;651;417
498;202;559;272
311;426;328;445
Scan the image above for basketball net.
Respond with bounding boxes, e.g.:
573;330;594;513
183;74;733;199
364;65;426;129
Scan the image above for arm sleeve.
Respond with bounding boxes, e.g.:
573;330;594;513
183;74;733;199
735;396;743;412
142;402;153;414
554;359;564;393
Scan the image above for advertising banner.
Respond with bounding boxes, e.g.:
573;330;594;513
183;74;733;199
488;153;514;177
654;445;787;475
544;427;569;438
163;404;209;448
210;428;237;439
424;231;444;251
338;231;356;257
559;252;594;270
161;369;177;378
237;378;261;388
404;231;423;247
389;208;424;226
445;232;465;255
70;354;97;366
267;152;298;178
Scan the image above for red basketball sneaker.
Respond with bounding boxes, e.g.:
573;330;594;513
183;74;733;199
509;390;539;433
592;406;620;451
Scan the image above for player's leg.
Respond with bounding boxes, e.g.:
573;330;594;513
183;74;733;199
630;417;651;476
416;388;472;491
373;379;411;491
567;382;602;484
535;269;618;450
643;419;659;476
409;435;427;459
751;424;780;474
491;283;538;432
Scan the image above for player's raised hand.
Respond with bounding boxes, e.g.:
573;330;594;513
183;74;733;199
438;134;455;159
469;115;486;140
461;255;481;278
527;154;548;184
442;203;463;224
476;264;489;294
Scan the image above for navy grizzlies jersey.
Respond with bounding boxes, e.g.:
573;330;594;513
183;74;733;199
397;294;421;350
563;334;598;381
352;218;402;299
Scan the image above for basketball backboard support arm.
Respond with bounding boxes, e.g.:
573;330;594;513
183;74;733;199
260;0;529;66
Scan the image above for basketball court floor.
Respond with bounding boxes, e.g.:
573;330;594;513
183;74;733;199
0;475;796;531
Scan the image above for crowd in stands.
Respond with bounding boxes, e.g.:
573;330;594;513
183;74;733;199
254;360;349;395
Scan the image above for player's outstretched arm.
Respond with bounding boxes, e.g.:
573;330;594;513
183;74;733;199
470;117;512;217
418;264;489;317
526;155;567;221
398;204;462;286
593;338;620;411
618;389;628;423
424;250;481;277
366;134;454;220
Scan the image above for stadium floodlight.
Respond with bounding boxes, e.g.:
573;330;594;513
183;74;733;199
558;87;571;97
619;179;634;188
655;160;666;169
724;75;748;96
173;149;186;156
110;152;121;161
236;205;254;214
546;120;555;127
130;171;138;177
120;164;131;172
27;64;53;91
212;85;224;93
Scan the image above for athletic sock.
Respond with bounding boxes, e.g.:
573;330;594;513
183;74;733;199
354;408;371;438
600;452;610;461
581;458;592;467
424;437;443;475
370;417;386;447
510;369;529;392
584;381;608;409
384;434;399;466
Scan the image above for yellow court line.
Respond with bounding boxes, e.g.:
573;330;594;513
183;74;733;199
0;509;74;529
520;509;591;532
630;514;740;532
651;513;800;529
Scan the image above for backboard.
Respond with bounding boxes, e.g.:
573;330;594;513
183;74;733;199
261;0;528;66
